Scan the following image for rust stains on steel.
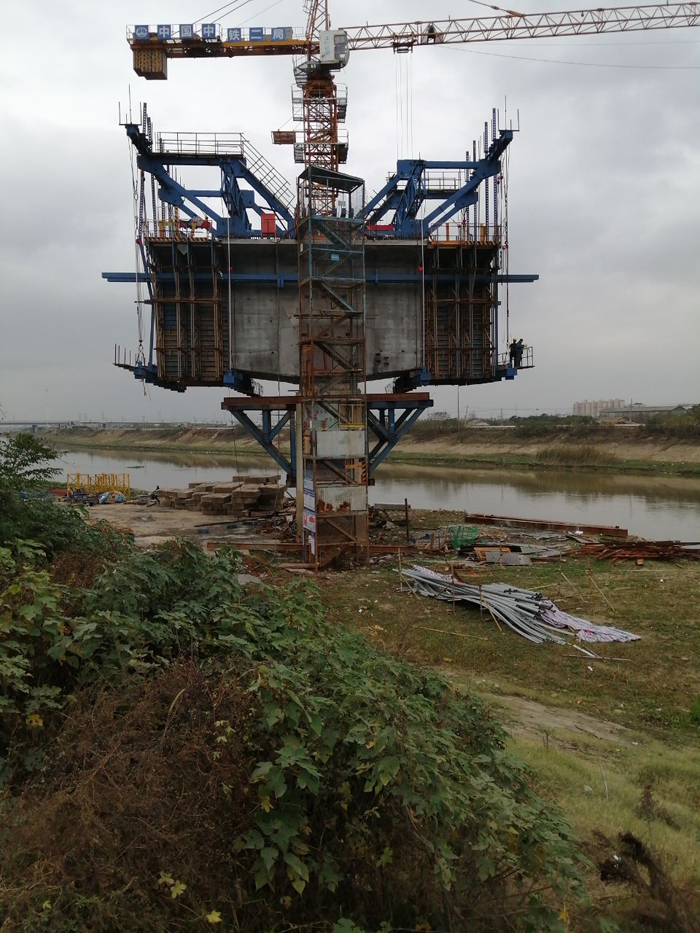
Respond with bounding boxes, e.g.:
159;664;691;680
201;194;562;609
464;513;629;538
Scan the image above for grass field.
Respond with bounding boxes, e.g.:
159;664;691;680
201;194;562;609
317;556;700;923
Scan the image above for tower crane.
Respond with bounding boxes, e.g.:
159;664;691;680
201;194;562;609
130;2;699;170
119;2;698;568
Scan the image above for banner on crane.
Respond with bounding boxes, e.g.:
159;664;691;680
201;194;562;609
132;24;294;43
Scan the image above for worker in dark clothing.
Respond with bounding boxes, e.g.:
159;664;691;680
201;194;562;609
515;339;524;368
425;23;438;42
509;339;517;367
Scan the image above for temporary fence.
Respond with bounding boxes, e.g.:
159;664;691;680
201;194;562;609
448;525;479;549
400;565;639;651
66;473;131;496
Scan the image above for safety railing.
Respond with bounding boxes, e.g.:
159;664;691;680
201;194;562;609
431;222;503;244
499;345;534;370
156;132;295;212
156;131;246;156
423;171;463;191
292;85;348;120
143;219;214;241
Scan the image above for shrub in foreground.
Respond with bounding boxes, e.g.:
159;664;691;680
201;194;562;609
1;538;586;931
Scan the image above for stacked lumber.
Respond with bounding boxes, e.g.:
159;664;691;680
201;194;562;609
575;541;700;563
157;474;282;516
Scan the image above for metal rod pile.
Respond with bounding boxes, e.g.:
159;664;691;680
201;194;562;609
400;565;640;649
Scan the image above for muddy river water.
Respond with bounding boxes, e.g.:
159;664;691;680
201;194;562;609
52;447;700;541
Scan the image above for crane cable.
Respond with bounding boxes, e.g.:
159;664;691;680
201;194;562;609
444;44;700;69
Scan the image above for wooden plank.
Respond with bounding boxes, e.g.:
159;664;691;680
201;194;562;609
464;513;628;538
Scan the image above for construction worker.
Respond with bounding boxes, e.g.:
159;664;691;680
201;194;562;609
515;339;524;368
509;338;517;367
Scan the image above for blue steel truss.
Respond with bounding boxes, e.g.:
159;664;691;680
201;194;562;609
120;105;512;244
221;394;433;484
125;120;295;238
362;129;512;238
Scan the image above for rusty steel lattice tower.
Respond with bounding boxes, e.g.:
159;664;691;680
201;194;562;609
296;167;368;567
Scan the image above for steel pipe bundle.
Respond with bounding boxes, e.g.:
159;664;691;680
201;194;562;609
400;565;640;648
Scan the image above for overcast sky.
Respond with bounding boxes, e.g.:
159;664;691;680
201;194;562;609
1;0;698;422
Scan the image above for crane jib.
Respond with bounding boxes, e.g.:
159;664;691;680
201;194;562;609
128;3;699;64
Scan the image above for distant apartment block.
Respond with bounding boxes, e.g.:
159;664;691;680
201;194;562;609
573;399;625;418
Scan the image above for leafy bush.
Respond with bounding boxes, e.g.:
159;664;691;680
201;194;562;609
0;433;58;491
0;539;586;932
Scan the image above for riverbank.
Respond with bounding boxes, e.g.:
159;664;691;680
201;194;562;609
40;425;700;476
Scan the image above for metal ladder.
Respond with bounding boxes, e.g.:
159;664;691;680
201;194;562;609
242;137;295;213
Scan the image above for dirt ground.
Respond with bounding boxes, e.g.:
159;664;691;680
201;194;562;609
86;502;210;546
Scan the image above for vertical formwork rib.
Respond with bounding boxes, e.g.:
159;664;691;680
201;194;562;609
423;238;500;383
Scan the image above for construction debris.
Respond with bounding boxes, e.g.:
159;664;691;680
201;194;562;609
400;565;640;649
574;541;700;562
464;513;629;538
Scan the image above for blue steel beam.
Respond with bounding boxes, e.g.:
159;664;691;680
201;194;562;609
103;271;539;285
366;398;433;474
227;409;293;477
126;123;293;237
421;130;513;235
360;130;514;237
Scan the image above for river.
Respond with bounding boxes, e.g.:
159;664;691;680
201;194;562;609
50;446;700;541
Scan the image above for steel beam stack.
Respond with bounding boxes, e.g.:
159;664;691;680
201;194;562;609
297;166;368;568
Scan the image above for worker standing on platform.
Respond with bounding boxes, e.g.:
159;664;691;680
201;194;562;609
509;338;517;367
515;339;524;368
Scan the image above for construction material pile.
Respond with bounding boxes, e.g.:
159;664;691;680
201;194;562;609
158;475;282;516
400;565;640;648
575;541;700;562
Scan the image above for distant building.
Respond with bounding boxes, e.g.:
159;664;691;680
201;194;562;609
573;399;625;418
601;404;693;424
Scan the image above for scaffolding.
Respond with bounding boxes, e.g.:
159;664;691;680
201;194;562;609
425;241;498;383
66;473;131;496
297;166;368;568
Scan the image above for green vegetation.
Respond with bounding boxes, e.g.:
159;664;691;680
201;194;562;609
320;559;700;931
41;416;700;478
533;445;616;467
0;444;591;931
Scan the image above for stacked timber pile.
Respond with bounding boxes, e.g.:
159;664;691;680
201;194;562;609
158;475;283;517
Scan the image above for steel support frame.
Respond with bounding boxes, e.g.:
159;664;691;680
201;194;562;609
228;409;293;475
366;397;433;473
125;123;294;237
361;130;512;238
220;393;432;485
